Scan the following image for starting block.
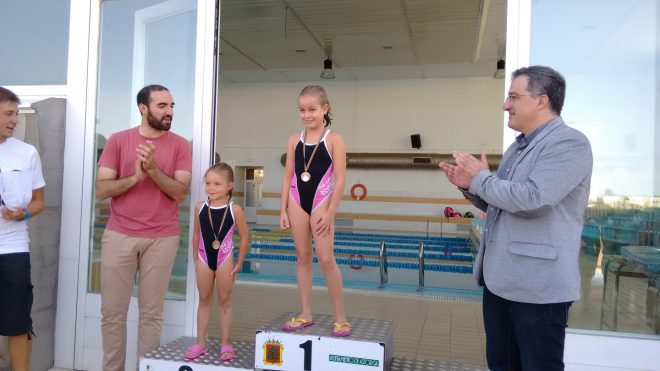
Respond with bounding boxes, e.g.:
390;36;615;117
255;312;395;371
139;337;254;371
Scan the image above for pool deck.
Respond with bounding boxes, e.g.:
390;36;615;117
211;281;489;367
206;250;657;369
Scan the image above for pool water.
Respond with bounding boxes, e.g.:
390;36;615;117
235;227;483;300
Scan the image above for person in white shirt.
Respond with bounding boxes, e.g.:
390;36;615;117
0;86;45;371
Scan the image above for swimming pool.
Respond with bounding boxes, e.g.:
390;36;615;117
236;227;483;300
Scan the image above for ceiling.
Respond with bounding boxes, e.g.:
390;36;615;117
217;0;507;83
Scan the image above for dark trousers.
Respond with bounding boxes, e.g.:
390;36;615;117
0;253;33;336
483;286;570;371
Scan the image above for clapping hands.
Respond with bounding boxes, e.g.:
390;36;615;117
439;151;489;189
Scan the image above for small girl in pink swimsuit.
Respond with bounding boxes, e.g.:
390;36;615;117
184;162;249;362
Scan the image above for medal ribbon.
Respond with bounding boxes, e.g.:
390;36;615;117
207;199;230;249
301;127;327;178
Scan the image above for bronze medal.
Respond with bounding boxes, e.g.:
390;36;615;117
207;199;230;251
301;128;326;183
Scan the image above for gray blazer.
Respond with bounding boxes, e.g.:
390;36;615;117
465;117;592;304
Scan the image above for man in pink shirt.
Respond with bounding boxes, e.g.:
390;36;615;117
96;85;192;371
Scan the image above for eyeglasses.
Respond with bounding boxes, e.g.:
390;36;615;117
505;94;530;103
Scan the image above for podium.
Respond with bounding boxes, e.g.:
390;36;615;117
255;312;395;371
137;315;485;370
139;337;254;371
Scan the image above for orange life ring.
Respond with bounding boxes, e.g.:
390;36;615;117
350;183;367;200
349;254;365;270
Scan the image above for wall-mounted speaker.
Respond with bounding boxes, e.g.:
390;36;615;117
410;134;421;149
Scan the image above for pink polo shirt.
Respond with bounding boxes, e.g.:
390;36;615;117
98;127;192;237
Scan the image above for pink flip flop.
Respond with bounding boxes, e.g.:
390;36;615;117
282;317;314;332
220;344;236;362
183;343;208;360
331;321;351;337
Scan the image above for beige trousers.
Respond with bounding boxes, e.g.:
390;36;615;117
100;229;179;371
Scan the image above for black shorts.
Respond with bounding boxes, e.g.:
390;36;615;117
0;252;33;336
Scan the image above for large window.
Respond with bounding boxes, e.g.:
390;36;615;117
531;0;659;335
0;0;70;85
89;0;197;300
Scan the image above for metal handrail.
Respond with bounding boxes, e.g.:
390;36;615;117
379;241;388;288
418;242;425;291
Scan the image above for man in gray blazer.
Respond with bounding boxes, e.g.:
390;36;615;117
440;66;592;370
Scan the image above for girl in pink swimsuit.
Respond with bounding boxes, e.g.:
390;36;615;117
185;163;249;362
279;85;351;337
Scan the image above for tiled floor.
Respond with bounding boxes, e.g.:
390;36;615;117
208;281;488;367
203;250;657;369
47;246;655;371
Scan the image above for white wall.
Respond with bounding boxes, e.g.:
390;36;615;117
216;77;504;199
565;331;660;371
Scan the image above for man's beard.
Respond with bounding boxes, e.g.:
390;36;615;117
146;110;172;131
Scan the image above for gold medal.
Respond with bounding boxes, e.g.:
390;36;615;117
301;171;311;182
212;239;221;250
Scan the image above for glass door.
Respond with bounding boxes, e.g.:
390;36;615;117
56;0;217;369
90;0;197;299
